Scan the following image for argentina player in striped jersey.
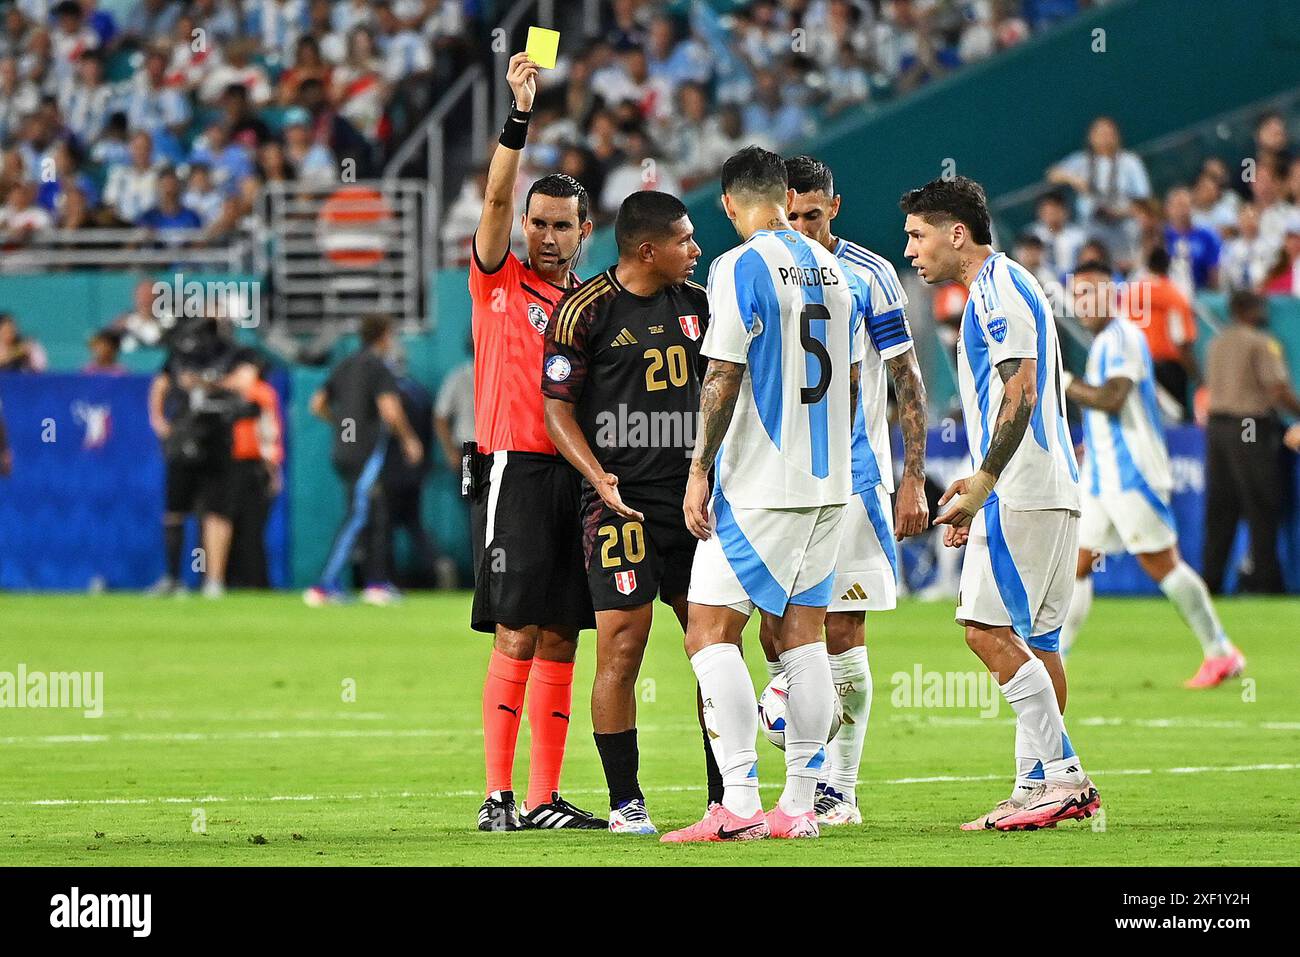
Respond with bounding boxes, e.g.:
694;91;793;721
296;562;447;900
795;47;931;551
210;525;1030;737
1062;260;1244;688
902;176;1101;831
753;156;930;827
662;147;869;843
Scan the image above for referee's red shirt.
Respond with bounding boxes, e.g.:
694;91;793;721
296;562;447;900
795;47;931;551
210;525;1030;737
469;245;579;455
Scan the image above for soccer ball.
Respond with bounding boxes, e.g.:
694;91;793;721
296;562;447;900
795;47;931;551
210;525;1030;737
757;672;842;751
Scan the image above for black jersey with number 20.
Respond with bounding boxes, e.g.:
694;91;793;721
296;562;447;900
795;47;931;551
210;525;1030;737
541;267;711;486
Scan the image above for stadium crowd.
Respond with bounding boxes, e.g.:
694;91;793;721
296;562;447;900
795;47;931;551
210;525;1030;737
441;0;1094;262
0;0;479;251
0;0;1096;261
1010;111;1300;299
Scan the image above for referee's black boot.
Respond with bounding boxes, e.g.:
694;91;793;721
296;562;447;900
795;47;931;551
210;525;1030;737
477;790;522;832
520;792;608;830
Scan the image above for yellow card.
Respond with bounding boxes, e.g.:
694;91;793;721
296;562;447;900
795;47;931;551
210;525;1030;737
525;26;560;69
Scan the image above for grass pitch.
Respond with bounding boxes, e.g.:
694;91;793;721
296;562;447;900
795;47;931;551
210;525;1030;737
0;593;1295;866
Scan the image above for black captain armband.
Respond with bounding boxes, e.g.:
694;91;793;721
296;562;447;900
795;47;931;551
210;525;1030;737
499;103;531;150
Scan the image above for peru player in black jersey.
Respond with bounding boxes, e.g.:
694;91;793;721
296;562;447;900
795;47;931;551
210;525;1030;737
542;191;714;834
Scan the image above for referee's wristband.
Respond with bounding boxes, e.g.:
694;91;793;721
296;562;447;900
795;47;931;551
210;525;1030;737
499;103;531;150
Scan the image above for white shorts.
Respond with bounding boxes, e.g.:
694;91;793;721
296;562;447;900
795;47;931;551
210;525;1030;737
956;501;1078;652
1078;487;1177;556
828;485;898;613
688;497;846;617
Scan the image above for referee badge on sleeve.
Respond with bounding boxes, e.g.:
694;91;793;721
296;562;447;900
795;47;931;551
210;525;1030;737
678;315;701;340
528;302;549;334
614;570;637;595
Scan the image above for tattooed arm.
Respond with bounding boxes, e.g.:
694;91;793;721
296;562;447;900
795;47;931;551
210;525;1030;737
978;357;1037;478
935;356;1038;528
887;348;929;538
1066;375;1132;415
684;358;744;540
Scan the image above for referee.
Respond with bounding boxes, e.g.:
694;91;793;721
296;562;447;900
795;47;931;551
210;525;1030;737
1203;291;1300;593
469;52;602;832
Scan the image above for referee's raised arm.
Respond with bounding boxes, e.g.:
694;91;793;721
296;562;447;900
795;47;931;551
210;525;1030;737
473;52;539;273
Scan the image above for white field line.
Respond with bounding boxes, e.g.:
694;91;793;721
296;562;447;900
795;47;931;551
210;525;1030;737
4;763;1297;809
2;714;1297;746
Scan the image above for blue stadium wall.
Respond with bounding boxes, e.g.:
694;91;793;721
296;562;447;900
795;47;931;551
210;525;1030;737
2;277;1298;594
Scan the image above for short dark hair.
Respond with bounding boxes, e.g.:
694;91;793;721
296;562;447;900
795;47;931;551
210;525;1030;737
91;328;123;349
1256;109;1284;132
898;176;993;245
784;154;833;196
615;190;688;256
525;173;590;224
1037;189;1069;209
1229;289;1265;320
1074;258;1111;278
1146;246;1171;274
360;313;393;346
1014;232;1044;250
1081;239;1111;263
721;145;788;201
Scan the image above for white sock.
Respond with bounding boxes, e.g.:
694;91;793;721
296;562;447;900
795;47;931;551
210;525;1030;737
689;643;761;817
764;656;784;680
1060;575;1093;659
1011;722;1037;804
777;642;835;815
1159;561;1232;657
999;657;1085;789
826;646;870;802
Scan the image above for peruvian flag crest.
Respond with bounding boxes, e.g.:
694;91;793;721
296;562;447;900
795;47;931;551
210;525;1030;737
678;314;701;340
614;570;637;595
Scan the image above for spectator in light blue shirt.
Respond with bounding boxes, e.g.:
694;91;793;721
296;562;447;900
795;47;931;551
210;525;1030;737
120;47;189;160
645;13;711;88
743;69;811;149
1048;115;1151;272
188;122;256;196
121;0;182;46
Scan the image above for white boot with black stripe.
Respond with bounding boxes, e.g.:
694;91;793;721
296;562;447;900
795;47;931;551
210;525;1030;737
520;792;608;830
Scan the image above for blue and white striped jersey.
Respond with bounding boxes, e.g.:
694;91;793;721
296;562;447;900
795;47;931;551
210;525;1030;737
703;228;868;509
1081;316;1173;498
957;252;1080;512
834;237;912;494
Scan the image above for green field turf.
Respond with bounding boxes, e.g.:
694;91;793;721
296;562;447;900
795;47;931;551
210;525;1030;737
0;593;1296;866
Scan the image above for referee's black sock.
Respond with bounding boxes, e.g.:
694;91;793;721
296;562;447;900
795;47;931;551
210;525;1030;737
593;729;643;810
703;727;724;807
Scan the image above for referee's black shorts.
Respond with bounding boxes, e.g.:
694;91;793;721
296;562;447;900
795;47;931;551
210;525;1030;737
470;450;594;634
580;479;695;612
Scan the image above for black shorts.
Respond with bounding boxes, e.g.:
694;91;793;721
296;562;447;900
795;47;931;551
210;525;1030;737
581;479;695;611
166;460;231;517
470;450;594;633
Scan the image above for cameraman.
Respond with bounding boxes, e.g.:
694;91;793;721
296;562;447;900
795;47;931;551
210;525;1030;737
147;307;259;598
